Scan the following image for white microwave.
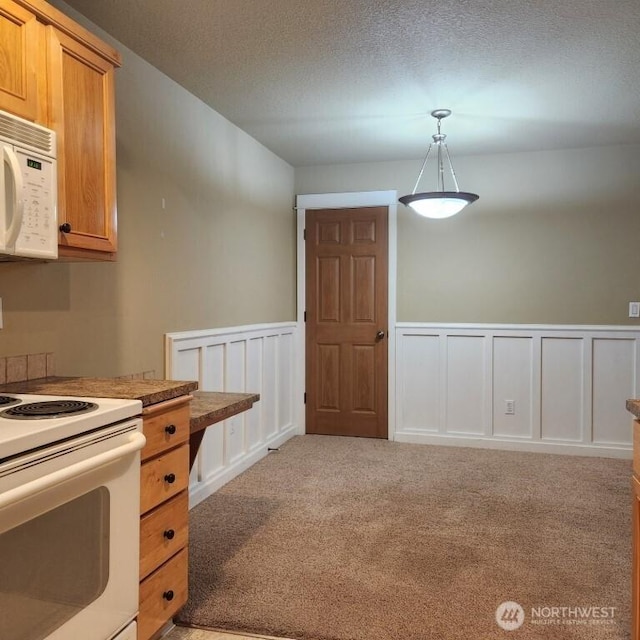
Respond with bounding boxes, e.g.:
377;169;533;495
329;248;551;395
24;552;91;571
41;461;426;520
0;109;58;260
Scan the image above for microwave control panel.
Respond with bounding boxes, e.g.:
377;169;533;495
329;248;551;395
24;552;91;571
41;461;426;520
15;147;57;259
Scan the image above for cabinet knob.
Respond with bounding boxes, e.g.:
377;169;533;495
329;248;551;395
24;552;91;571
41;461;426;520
163;590;174;601
59;222;72;233
164;473;176;484
165;424;177;435
163;528;175;540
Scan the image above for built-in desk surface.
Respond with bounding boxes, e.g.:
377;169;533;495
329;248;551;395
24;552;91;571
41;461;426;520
188;391;260;468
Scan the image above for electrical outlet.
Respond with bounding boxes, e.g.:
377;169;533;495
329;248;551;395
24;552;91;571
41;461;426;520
505;400;515;415
630;302;640;318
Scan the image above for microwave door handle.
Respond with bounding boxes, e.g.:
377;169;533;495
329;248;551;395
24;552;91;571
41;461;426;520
0;431;146;511
3;145;24;248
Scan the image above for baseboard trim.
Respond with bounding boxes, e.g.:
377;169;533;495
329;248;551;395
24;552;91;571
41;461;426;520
394;431;632;459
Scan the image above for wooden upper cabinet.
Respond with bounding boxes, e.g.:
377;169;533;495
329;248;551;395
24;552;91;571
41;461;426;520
0;0;45;122
0;0;121;260
48;26;118;259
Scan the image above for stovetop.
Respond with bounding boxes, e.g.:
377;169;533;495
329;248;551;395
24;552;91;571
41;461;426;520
0;397;99;419
0;394;143;461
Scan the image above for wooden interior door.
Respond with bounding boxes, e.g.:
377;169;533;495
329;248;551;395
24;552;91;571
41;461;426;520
305;206;388;438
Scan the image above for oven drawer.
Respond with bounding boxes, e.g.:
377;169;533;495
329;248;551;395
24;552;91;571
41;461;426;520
140;444;189;514
138;547;188;640
140;491;188;580
141;398;190;462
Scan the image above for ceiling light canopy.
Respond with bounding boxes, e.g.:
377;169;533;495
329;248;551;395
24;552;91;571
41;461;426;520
399;109;478;219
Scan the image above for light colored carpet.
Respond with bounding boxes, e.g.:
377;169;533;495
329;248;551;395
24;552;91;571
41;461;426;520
177;435;631;639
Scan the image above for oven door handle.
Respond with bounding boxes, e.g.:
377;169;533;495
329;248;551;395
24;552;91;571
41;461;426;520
0;432;146;510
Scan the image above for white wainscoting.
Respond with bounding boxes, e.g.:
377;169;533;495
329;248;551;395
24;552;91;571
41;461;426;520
165;322;300;507
395;324;640;457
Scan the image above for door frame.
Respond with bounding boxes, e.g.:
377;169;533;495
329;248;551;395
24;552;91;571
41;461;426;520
295;191;398;439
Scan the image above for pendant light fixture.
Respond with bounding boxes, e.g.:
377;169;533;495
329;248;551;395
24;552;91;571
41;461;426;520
399;109;478;219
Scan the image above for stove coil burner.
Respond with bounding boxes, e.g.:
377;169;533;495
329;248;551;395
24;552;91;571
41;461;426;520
0;395;20;407
1;400;99;420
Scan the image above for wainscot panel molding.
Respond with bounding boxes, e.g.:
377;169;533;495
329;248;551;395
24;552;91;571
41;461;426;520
165;322;299;507
395;323;640;458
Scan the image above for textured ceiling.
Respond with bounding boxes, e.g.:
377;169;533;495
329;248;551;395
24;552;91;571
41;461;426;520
60;0;640;167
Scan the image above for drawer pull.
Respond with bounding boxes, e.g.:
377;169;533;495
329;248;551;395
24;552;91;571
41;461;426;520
165;424;177;435
163;528;175;540
164;473;176;484
163;590;175;601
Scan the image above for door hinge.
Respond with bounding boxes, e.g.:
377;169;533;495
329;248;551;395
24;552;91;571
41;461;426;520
304;392;307;404
303;228;306;240
304;311;307;322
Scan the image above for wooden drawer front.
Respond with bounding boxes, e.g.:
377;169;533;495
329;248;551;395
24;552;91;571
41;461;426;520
140;444;189;514
138;547;188;640
142;399;190;461
140;491;188;580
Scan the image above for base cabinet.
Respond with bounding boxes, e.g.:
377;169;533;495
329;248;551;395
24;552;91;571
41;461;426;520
138;396;191;640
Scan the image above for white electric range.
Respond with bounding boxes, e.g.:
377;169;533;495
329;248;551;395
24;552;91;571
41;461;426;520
0;392;146;640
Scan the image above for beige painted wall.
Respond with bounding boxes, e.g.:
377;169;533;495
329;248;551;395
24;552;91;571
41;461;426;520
0;1;295;377
1;4;638;380
296;144;640;324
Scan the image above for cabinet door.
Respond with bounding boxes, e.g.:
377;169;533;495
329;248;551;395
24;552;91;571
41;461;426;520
0;0;44;121
47;26;117;259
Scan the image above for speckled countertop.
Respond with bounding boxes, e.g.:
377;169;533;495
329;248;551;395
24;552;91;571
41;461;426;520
627;400;640;420
190;391;260;433
0;376;198;407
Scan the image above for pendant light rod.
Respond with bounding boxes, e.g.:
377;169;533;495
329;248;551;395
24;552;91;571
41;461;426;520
410;144;435;194
442;143;461;192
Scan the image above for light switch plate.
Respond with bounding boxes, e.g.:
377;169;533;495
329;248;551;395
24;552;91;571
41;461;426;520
630;302;640;318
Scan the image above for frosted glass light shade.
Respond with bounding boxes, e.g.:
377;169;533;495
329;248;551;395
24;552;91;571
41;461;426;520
399;191;479;219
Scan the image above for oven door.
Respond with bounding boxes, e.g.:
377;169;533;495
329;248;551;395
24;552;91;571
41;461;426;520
0;420;145;640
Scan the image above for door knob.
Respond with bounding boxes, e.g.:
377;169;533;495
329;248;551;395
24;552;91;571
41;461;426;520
376;330;385;341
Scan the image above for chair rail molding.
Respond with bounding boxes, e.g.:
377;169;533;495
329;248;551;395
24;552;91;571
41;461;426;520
165;322;299;507
394;322;640;457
